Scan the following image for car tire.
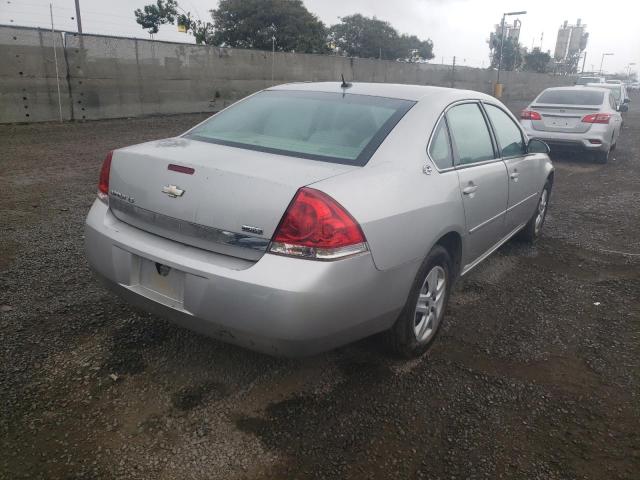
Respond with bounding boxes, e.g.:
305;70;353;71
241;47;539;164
593;148;610;164
386;245;452;358
518;181;551;243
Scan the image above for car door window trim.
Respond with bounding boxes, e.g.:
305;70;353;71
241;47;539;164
426;99;504;173
446;101;500;168
480;101;527;160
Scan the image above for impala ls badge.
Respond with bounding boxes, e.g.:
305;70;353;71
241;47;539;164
162;184;185;198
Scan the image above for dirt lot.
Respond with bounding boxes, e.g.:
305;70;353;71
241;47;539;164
1;100;639;480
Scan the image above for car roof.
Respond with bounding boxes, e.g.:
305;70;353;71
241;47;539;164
585;83;621;89
542;86;608;93
268;81;496;103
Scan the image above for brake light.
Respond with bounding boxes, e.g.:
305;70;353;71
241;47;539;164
97;151;113;203
269;187;367;260
581;113;611;124
520;110;542;120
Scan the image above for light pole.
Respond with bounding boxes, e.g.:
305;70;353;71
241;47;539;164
599;53;613;75
627;62;636;80
495;10;527;97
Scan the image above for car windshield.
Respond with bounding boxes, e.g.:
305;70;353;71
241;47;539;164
537;89;604;105
185;90;415;166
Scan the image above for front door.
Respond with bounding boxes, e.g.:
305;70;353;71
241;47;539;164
483;103;539;232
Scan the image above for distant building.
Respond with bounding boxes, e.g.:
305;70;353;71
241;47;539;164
491;19;521;43
554;19;589;74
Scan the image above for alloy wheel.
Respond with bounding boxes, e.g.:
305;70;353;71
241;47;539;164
534;189;548;235
414;266;446;342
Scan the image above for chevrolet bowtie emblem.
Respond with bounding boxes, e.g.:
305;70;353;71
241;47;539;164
162;185;185;198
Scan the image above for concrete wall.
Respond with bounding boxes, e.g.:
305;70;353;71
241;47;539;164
0;25;72;122
0;25;576;123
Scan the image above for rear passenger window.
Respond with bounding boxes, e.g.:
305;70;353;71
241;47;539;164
484;104;525;157
428;119;453;169
446;103;495;165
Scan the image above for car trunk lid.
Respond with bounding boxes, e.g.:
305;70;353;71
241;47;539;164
530;104;599;133
108;137;356;261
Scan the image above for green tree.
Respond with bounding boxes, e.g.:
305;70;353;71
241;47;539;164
210;0;328;53
523;48;551;73
134;0;178;34
488;33;522;71
396;34;434;61
329;14;434;60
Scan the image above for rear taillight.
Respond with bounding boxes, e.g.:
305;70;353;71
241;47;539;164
97;151;113;203
581;113;611;124
269;187;367;260
520;110;542;120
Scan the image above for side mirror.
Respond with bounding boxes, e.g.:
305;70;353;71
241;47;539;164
527;138;550;155
619;104;629;112
623;98;630;103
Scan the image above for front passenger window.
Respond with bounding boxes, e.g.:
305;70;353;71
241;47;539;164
446;103;495;165
484;104;526;157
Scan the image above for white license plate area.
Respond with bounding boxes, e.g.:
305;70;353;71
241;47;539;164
544;116;579;128
138;258;185;303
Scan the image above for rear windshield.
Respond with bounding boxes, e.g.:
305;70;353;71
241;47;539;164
537;90;604;105
576;77;599;85
185;90;415;166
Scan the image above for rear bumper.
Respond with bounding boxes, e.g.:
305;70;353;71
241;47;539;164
522;125;612;152
84;200;413;356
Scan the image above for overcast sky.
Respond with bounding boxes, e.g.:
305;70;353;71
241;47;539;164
2;0;638;73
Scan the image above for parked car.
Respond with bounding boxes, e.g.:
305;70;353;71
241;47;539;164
586;82;631;111
576;75;605;85
520;86;624;163
85;82;553;357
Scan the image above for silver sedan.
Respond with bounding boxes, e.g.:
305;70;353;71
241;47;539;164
519;86;624;163
85;82;554;357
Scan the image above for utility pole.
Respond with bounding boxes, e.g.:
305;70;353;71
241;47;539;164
497;15;506;85
581;51;587;73
599;52;613;75
495;10;527;98
74;0;83;34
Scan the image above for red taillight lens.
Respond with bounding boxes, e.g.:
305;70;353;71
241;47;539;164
269;187;367;260
97;151;113;202
520;110;542;120
581;113;611;124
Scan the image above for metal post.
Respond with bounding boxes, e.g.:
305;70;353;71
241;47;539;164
599;53;604;75
271;35;275;83
74;0;83;34
451;56;456;88
50;4;63;122
497;14;505;84
581;51;587;74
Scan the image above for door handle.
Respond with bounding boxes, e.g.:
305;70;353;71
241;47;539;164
510;172;520;182
462;185;478;195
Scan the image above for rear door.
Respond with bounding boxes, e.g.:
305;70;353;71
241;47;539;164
483;103;539;232
446;102;509;263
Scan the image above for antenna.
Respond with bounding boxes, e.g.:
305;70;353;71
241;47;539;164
340;74;352;88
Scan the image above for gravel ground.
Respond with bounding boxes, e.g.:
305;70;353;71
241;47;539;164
1;99;639;480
